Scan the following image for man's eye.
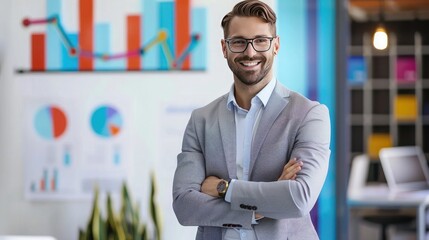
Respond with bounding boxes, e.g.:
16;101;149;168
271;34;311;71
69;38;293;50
231;39;246;45
254;38;268;44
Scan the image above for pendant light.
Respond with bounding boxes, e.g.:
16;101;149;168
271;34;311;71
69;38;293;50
373;0;388;50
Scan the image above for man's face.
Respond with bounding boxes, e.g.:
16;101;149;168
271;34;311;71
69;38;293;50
221;16;279;87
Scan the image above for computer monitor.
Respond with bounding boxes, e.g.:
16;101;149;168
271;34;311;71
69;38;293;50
379;146;429;193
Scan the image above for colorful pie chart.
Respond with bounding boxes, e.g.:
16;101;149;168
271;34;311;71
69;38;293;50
91;105;123;138
34;105;68;139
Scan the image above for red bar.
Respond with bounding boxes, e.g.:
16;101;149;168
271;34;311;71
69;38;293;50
40;178;45;191
31;33;45;71
79;0;94;70
176;0;190;70
127;15;141;70
51;178;55;191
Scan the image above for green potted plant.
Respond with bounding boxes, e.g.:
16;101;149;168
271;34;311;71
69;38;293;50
79;173;161;240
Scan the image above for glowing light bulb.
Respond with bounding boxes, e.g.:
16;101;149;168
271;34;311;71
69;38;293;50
373;27;388;50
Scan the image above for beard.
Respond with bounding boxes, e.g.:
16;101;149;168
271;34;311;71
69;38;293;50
227;55;273;86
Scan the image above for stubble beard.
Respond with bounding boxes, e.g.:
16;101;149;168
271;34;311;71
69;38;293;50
227;55;273;86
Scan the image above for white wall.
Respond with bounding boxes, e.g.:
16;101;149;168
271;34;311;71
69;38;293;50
0;0;275;239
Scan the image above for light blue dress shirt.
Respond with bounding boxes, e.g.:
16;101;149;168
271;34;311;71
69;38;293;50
223;78;276;240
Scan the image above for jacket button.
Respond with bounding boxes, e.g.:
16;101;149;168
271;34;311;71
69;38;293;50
252;206;257;211
240;204;246;209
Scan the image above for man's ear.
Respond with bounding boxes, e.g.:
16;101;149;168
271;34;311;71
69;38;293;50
221;39;227;58
273;36;280;55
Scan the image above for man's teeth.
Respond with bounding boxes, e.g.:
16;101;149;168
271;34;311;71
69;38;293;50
241;61;259;67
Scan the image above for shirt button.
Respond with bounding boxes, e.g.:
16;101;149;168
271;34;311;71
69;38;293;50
241;232;247;238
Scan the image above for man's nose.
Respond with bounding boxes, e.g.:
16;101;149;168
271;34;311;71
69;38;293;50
243;42;257;57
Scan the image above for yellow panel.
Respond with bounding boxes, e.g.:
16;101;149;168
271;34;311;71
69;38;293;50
368;134;392;159
395;95;418;121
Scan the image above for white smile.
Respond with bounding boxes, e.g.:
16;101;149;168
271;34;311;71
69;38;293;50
240;61;260;67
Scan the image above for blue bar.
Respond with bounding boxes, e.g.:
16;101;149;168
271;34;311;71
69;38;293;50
61;33;78;70
53;168;58;191
114;150;121;165
143;0;159;70
46;0;62;70
317;0;336;239
95;23;109;70
277;0;307;95
43;169;48;191
191;7;207;70
64;150;71;166
94;23;125;70
159;1;175;70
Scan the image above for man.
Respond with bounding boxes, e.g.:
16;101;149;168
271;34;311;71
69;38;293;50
172;0;331;239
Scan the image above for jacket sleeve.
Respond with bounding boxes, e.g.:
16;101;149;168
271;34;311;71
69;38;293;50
229;104;331;219
172;111;254;229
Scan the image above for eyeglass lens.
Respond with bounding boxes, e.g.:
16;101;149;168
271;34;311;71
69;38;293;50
227;37;273;53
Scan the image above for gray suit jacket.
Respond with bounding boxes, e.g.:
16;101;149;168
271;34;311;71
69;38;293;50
173;81;331;240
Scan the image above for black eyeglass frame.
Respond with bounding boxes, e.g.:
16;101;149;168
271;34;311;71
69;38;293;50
224;36;277;53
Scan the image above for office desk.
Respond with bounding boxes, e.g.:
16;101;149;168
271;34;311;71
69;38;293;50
348;184;429;240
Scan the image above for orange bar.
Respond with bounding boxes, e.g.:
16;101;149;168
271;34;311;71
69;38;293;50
127;15;141;70
176;0;190;70
51;178;55;191
40;178;45;191
79;0;94;70
31;33;45;71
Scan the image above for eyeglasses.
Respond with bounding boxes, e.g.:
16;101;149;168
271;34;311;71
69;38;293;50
225;36;276;53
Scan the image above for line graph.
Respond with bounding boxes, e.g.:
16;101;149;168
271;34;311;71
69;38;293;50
23;16;200;68
19;0;207;72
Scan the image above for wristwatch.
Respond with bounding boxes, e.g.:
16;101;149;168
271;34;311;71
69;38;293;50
216;179;229;198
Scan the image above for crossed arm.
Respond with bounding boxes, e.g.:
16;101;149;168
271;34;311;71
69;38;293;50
201;158;303;197
201;158;304;219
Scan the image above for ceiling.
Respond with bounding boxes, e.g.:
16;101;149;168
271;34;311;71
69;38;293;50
349;0;429;21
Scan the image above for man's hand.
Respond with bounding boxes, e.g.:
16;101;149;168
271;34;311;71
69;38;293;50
201;176;222;197
278;158;303;181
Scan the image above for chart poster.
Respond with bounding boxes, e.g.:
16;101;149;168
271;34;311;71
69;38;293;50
17;0;207;72
23;98;134;200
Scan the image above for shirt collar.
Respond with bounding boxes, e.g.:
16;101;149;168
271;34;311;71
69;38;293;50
227;77;277;111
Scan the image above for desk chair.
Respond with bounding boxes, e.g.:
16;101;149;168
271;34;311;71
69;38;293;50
363;211;415;240
348;154;415;240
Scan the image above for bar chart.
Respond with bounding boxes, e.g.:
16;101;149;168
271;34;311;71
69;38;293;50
30;168;59;193
21;0;207;72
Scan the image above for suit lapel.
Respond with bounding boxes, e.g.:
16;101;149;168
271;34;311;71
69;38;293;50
218;98;237;179
249;83;290;178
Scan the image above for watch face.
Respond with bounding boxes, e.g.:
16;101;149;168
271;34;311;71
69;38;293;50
217;180;227;193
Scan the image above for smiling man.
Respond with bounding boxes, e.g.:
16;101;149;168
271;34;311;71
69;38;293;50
172;1;331;239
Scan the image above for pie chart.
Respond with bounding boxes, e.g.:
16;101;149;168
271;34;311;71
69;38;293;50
90;105;123;138
34;105;67;139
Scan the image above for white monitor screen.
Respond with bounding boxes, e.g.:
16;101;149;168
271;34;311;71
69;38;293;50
389;155;426;184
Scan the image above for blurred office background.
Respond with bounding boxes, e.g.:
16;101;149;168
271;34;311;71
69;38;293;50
0;0;427;239
348;1;429;239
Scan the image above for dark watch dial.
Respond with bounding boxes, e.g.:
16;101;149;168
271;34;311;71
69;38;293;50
217;180;228;197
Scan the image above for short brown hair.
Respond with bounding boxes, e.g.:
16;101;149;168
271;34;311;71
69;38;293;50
221;0;277;38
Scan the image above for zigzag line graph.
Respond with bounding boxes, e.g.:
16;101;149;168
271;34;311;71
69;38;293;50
19;0;207;73
22;16;200;70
